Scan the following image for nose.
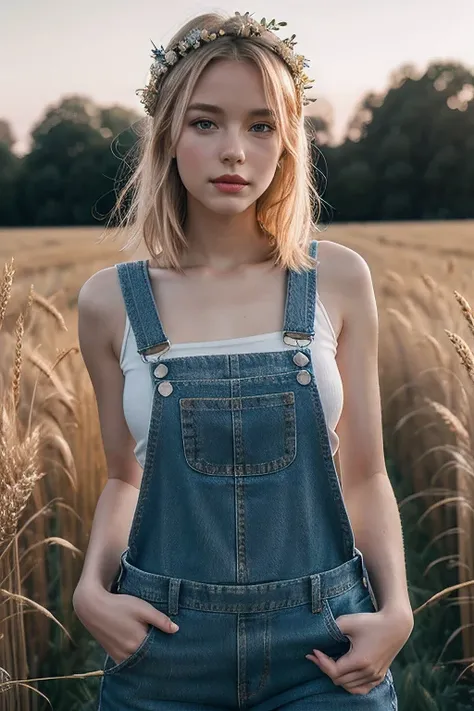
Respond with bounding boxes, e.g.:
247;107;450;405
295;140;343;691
219;130;245;165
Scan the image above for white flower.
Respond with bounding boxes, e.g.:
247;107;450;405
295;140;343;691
164;50;178;65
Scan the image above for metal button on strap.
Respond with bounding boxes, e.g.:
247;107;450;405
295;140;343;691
293;352;309;367
158;381;173;397
362;576;368;588
154;363;169;379
284;334;313;348
296;369;311;385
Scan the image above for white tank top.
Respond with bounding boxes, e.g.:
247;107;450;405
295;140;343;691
120;294;343;469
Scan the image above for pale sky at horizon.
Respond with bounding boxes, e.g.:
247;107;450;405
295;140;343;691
2;0;473;156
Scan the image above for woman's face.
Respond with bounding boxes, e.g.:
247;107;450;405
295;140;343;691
174;59;282;217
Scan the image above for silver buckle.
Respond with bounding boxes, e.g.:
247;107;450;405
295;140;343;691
140;339;171;363
283;331;314;348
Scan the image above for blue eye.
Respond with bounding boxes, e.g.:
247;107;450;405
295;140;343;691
192;120;214;131
252;123;275;133
191;120;275;133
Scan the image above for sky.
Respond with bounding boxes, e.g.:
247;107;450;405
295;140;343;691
2;0;473;156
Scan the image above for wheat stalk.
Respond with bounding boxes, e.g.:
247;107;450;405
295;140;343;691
11;312;24;413
50;346;79;371
446;257;455;274
453;290;474;341
423;333;450;368
445;330;474;382
384;269;405;287
421;273;438;293
0;259;15;333
424;397;470;446
0;421;46;546
0;670;104;689
30;291;68;332
23;347;75;415
387;307;413;333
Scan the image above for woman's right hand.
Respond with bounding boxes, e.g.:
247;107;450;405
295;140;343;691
73;585;179;665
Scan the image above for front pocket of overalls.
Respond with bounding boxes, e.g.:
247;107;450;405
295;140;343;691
103;624;155;675
322;580;376;643
179;391;296;475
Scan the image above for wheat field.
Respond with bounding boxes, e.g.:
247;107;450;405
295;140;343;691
0;223;473;710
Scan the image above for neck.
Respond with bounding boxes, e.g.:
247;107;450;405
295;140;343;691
180;198;273;270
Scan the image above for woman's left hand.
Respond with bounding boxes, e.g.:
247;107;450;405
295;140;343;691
306;606;414;695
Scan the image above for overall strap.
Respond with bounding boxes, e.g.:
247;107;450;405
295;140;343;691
115;260;170;362
282;239;318;347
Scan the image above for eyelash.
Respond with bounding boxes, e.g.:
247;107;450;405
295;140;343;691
190;119;275;134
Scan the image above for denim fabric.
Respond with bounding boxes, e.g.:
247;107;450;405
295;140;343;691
98;240;398;710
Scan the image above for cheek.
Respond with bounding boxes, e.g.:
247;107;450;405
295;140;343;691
255;142;280;169
176;133;208;166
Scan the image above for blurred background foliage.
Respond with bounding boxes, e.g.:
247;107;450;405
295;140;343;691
1;60;473;228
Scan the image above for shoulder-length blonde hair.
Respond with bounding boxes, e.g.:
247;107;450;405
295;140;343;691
105;11;322;273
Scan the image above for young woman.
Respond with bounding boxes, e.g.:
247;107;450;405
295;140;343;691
73;11;413;710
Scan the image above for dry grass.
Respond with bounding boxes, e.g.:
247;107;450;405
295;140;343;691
0;249;113;707
377;261;474;668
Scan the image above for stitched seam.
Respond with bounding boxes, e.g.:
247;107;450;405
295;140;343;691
179;399;297;476
246;615;272;700
155;366;310;384
103;626;154;675
324;579;360;598
140;260;168;346
128;384;162;558
180;392;295;409
322;599;347;642
181;402;294;411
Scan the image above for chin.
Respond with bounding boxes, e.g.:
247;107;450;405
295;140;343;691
193;193;254;213
208;204;253;216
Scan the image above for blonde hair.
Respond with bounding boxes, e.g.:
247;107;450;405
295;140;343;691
105;11;322;273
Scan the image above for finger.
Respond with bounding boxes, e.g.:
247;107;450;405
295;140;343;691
136;600;179;634
310;648;365;681
342;674;381;689
334;666;383;687
307;649;380;690
154;611;179;633
343;679;380;695
335;671;374;687
307;650;339;679
330;661;381;687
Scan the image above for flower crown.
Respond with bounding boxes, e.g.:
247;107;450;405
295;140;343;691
136;11;316;117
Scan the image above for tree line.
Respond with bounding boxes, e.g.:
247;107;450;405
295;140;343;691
0;60;473;227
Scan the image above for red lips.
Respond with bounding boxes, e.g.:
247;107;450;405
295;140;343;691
212;174;249;184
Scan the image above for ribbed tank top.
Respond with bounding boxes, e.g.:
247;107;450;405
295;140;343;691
119;293;344;469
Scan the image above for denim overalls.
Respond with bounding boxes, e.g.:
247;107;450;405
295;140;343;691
98;240;398;710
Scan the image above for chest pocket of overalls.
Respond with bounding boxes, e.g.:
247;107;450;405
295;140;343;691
179;391;297;476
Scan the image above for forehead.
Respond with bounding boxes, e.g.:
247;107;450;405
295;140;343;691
189;59;271;110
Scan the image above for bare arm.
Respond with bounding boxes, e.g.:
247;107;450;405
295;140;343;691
334;245;412;621
72;268;143;602
72;269;179;663
75;479;138;594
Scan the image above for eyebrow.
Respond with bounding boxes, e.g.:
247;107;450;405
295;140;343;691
186;102;275;119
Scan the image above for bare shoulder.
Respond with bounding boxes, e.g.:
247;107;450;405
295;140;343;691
316;240;373;327
77;266;143;486
78;266;125;361
316;239;371;286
